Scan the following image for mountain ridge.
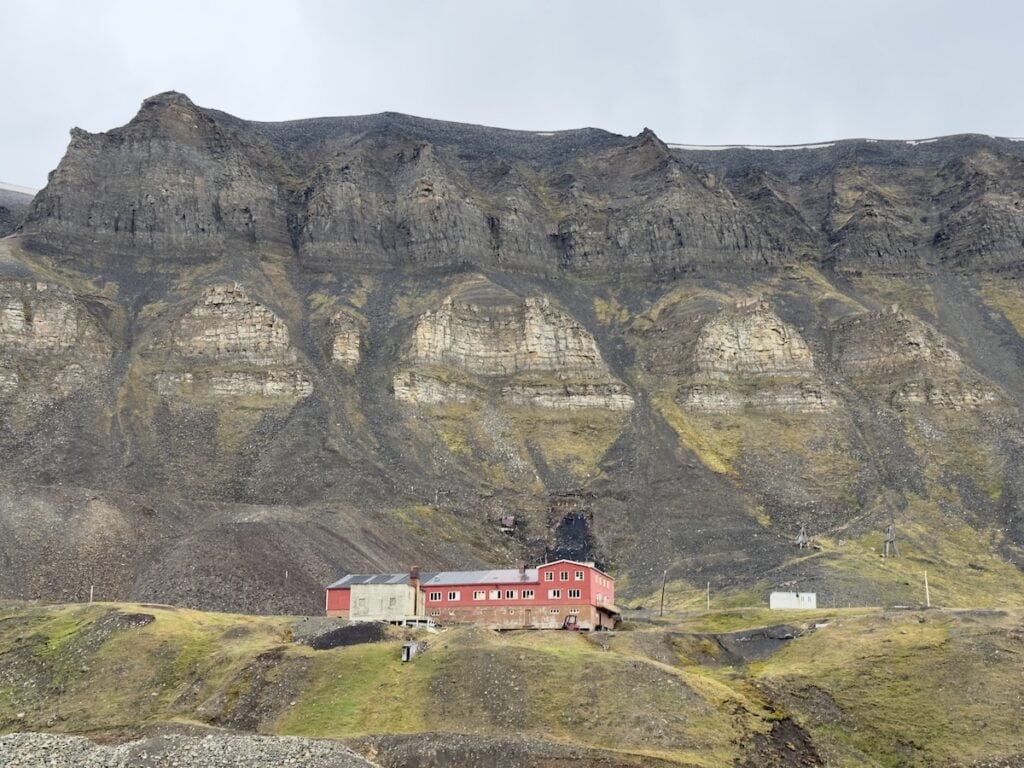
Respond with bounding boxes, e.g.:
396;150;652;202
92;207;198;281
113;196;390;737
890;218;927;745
1;94;1023;614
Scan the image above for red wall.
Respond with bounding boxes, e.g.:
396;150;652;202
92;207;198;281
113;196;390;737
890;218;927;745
421;562;613;612
326;587;350;613
325;562;614;618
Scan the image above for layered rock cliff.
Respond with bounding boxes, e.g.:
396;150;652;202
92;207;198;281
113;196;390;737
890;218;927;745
395;276;633;411
833;305;1003;409
2;94;1024;614
679;299;835;413
148;282;312;401
0;280;112;412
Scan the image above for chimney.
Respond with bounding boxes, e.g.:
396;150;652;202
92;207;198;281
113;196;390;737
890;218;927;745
410;566;422;616
518;561;526;581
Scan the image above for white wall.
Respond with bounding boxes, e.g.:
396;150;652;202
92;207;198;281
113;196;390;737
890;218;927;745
350;583;418;620
769;591;817;610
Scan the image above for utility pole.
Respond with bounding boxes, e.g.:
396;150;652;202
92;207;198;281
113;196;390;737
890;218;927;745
706;581;710;611
883;522;899;558
924;571;931;608
659;570;667;617
89;585;94;604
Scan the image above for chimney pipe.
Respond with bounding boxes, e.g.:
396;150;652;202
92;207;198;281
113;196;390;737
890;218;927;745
410;566;422;615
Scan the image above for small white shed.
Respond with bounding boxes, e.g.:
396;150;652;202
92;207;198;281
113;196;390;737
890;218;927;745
769;591;817;610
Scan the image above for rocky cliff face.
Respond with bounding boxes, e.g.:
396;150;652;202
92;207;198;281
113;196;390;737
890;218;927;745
0;280;112;410
148;282;312;401
394;276;633;411
2;94;1024;614
329;311;363;369
834;306;1003;409
0;185;34;238
679;300;835;413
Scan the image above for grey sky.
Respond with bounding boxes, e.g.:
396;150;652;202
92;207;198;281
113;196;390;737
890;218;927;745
3;0;1023;189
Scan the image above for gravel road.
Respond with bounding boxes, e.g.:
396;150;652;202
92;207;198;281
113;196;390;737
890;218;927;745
0;733;378;767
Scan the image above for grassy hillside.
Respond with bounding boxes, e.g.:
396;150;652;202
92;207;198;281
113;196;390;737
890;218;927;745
1;601;1022;766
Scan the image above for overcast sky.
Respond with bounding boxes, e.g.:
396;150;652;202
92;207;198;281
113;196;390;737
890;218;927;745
3;0;1023;188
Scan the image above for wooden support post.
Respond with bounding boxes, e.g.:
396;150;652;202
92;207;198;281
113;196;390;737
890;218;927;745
706;581;710;611
659;570;667;617
924;570;930;608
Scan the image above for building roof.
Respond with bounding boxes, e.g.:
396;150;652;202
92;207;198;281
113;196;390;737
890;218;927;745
326;561;611;589
327;573;424;588
327;567;540;589
421;568;539;587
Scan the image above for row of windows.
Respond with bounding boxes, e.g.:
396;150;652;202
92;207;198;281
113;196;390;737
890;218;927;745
468;589;538;600
427;588;583;601
547;588;582;599
543;570;587;582
428;607;581;617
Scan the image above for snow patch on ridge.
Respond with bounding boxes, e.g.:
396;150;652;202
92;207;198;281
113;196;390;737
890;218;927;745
0;182;38;196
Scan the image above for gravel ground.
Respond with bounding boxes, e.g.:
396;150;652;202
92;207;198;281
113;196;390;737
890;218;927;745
0;733;378;767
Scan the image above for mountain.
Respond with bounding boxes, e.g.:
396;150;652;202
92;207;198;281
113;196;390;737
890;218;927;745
2;92;1024;613
0;182;35;238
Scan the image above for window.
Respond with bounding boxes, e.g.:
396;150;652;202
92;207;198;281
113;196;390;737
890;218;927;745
548;589;561;599
428;592;442;601
430;609;440;616
522;590;535;599
473;590;485;600
568;588;581;599
544;572;554;582
489;589;501;600
388;597;397;608
568;608;580;614
549;608;560;614
505;590;517;599
560;571;569;581
575;570;585;581
448;591;460;601
596;594;604;603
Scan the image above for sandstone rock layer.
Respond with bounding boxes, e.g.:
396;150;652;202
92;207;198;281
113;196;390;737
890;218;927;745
679;300;835;413
395;276;633;411
148;282;311;400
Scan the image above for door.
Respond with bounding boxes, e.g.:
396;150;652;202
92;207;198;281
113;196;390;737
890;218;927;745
524;609;532;628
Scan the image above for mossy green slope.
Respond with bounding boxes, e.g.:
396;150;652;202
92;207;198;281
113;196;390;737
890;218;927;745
2;601;1023;766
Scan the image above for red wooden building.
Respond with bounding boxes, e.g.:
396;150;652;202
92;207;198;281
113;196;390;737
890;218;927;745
326;560;619;630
